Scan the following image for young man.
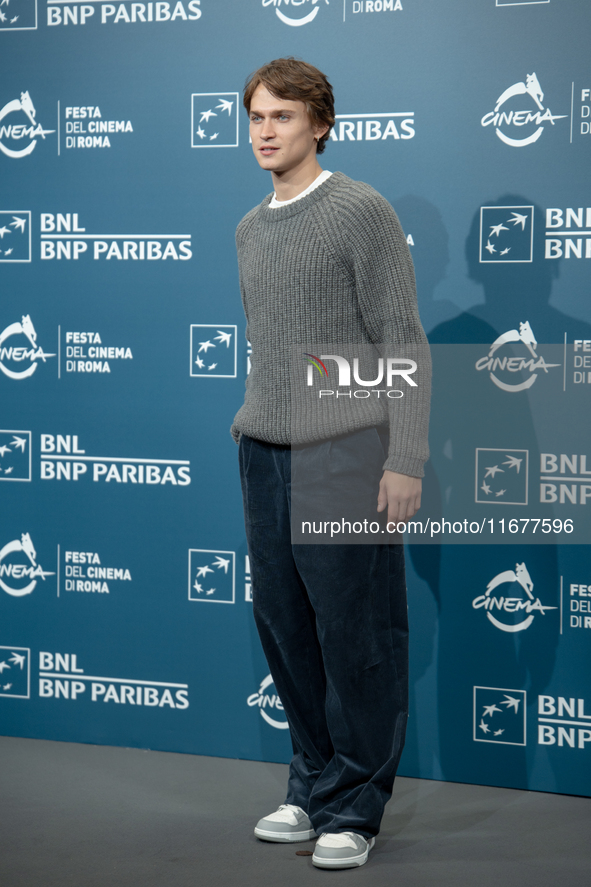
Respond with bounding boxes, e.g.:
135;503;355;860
231;58;430;869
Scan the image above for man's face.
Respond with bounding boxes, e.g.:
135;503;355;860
249;84;327;174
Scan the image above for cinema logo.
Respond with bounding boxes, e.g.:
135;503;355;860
581;88;590;136
39;212;192;262
0;534;55;598
567;581;591;632
39;434;191;486
481;73;566;147
262;0;328;28
305;352;418;399
247;674;288;729
475;321;559;392
572;339;591;386
0;92;54;158
472;562;556;633
47;0;202;27
64;330;133;375
351;0;402;14
61;105;133;151
63;550;132;595
38;651;189;709
330;112;414;142
0;316;56;380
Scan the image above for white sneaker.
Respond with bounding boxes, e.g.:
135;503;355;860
254;804;316;843
312;832;376;868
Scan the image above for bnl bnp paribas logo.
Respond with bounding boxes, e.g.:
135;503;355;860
475;688;591;750
188;550;236;603
0;0;37;30
0;316;55;380
0;534;54;598
330;110;415;143
481;73;566;147
475;448;528;505
0;212;31;262
473;687;526;745
0;430;31;481
0;647;30;698
479;205;534;263
191;94;239;148
190;325;237;377
475;321;559;392
0;92;54;157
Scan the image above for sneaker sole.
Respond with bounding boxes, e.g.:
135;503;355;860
254;826;316;843
312;838;375;869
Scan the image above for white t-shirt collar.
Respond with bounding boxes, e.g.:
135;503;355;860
269;170;333;208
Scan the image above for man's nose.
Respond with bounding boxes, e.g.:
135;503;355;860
261;119;276;140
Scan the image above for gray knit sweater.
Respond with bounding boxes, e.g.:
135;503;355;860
231;171;431;478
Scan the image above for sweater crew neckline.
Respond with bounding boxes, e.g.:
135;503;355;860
258;171;348;221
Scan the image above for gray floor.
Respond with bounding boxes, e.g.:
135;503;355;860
1;736;590;887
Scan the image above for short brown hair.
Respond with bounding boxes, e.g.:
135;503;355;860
243;58;335;154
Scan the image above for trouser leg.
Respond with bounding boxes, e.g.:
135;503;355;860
294;542;408;838
239;432;409;837
239;434;333;809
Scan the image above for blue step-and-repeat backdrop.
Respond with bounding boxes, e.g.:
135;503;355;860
1;0;590;797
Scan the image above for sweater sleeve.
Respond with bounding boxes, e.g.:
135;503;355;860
339;188;431;477
230;216;255;443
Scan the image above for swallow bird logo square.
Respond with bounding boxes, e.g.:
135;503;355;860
479;206;534;263
473;686;527;745
190;324;237;378
0;212;31;262
475;448;528;505
0;430;31;481
188;549;235;603
0;0;37;31
191;93;239;148
0;646;31;698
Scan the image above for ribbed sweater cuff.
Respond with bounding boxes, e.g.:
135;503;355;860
382;454;426;478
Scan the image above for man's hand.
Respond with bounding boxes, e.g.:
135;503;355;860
377;470;422;524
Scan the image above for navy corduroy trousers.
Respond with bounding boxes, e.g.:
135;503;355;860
239;429;409;838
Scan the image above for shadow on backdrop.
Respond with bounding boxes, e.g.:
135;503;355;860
394;194;458;336
408;196;591;791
